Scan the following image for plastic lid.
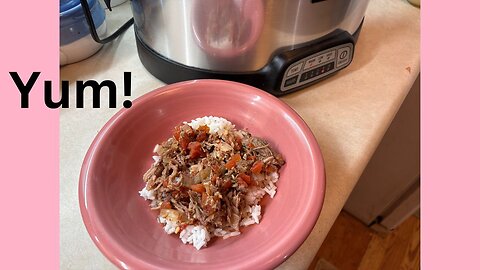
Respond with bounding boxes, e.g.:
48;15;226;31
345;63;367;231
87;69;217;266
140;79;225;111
60;0;105;45
60;0;95;14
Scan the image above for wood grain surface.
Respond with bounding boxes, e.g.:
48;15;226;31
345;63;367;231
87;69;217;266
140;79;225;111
309;211;420;270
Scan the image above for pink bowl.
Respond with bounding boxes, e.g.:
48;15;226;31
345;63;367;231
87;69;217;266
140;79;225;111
79;80;325;270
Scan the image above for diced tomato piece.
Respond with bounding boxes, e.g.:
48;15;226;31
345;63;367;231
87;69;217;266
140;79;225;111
161;201;172;209
237;178;248;187
234;136;243;150
238;172;253;185
188;141;205;159
183;125;195;139
179;186;190;192
197;125;210;133
222;179;232;190
201;192;208;205
196;125;210;142
173;125;181;141
190;183;206;193
265;164;277;174
248;142;255;149
179;136;191;151
179;223;188;232
246;155;256;160
211;164;220;174
250;160;264;174
176;125;195;147
196;131;208;142
225;153;241;169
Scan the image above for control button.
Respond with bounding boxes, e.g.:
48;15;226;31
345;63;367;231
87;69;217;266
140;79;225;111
317;55;327;65
286;62;303;77
318;51;336;65
324;51;336;62
284;75;298;88
304;56;319;70
336;47;351;68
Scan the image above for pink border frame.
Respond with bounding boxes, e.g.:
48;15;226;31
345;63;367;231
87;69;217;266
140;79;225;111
0;1;59;269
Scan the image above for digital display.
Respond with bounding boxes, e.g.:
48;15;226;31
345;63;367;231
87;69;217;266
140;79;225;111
299;62;335;83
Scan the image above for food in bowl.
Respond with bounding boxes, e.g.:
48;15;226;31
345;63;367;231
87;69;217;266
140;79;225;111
139;116;285;249
79;80;325;269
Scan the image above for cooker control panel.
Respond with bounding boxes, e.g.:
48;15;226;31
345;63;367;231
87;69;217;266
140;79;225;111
280;43;354;92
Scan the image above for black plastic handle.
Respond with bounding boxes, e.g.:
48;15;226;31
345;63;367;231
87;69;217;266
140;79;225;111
104;0;112;11
79;0;134;44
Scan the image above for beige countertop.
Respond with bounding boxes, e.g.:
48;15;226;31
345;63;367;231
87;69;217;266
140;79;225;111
60;0;419;269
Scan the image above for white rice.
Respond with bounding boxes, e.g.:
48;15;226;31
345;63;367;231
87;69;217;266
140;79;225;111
245;187;266;205
185;116;235;135
159;214;212;250
263;172;279;198
251;205;262;223
138;186;155;200
268;172;279;183
240;204;262;227
158;216;179;234
179;225;211;250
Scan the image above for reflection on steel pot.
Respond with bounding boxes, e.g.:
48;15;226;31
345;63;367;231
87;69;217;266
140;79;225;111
191;0;264;59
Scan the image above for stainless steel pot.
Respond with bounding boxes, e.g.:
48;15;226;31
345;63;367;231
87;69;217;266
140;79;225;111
131;0;369;72
82;0;370;95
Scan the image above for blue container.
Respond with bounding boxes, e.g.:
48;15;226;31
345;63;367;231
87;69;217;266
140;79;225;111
60;0;106;46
